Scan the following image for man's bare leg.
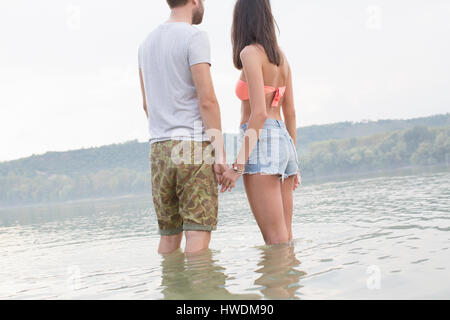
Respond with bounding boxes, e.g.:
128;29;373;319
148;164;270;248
158;233;183;255
185;231;211;254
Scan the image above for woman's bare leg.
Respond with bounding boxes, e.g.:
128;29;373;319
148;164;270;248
280;176;295;241
243;174;289;245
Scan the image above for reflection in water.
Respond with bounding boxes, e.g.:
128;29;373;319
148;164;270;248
254;244;306;299
160;245;305;300
160;249;260;300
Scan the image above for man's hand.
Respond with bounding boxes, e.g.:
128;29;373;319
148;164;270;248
220;168;241;193
213;163;229;185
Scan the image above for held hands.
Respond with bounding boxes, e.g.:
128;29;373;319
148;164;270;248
220;167;242;192
213;163;228;185
214;165;302;192
213;163;242;193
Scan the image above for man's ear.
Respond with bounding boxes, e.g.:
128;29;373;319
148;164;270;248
191;0;199;7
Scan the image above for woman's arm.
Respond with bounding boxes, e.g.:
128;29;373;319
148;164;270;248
221;45;267;192
282;64;296;145
282;64;301;190
235;46;267;166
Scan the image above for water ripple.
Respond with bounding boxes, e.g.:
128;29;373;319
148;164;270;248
0;169;449;299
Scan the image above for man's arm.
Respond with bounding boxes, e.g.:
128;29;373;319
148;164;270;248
139;68;148;119
191;63;226;165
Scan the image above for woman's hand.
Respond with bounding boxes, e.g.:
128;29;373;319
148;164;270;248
293;169;302;191
220;168;241;193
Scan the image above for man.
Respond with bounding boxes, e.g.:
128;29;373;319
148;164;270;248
138;0;227;254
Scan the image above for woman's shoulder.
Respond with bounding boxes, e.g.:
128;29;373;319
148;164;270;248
240;44;265;61
278;48;289;66
241;45;289;66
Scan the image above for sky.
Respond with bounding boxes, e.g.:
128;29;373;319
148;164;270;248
0;0;449;161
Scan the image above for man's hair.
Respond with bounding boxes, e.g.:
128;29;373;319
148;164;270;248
166;0;189;9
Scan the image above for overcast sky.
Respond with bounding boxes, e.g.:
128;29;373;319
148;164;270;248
0;0;449;161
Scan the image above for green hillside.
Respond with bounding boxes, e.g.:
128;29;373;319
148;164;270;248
0;140;150;177
302;125;450;179
296;113;450;150
2;113;448;177
1;114;449;207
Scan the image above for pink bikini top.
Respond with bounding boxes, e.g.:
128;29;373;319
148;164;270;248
236;79;286;107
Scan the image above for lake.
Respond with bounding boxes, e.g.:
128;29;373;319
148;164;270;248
0;169;449;299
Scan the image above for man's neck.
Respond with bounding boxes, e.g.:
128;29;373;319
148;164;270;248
167;8;193;25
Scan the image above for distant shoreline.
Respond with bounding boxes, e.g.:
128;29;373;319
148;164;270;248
302;163;450;184
1;164;448;212
0;192;152;212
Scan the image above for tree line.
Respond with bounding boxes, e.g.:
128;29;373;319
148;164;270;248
1;121;449;207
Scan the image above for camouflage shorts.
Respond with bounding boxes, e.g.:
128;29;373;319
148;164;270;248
150;140;219;235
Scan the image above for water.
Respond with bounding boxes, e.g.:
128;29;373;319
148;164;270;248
0;170;449;299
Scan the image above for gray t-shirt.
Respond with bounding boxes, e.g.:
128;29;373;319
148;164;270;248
138;22;211;144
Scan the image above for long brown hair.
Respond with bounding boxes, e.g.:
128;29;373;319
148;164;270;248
231;0;281;70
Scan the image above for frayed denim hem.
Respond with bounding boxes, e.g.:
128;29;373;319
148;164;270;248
243;170;293;182
281;171;298;183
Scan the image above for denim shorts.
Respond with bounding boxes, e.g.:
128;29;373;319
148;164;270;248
239;119;300;181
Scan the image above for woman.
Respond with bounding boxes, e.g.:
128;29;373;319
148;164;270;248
220;0;301;245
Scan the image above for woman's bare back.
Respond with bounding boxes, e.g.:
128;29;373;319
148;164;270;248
240;44;290;124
